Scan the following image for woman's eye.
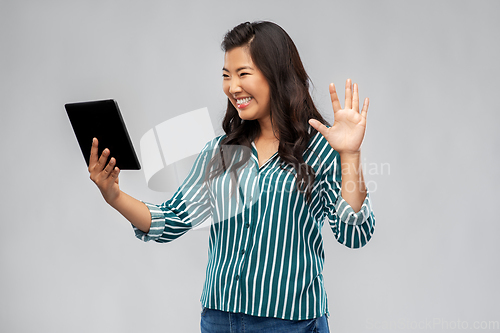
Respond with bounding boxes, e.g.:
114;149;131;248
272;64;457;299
240;72;249;77
222;74;229;78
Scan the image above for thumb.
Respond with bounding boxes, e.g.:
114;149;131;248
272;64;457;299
309;119;329;137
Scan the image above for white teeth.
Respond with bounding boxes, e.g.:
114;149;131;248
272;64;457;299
236;97;252;105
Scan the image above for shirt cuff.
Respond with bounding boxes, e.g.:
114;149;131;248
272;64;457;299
334;193;372;226
133;201;166;242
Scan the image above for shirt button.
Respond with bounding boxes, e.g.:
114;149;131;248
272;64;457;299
245;223;250;228
235;275;239;281
240;249;245;255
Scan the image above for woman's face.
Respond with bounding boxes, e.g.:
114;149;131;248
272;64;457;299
223;46;271;124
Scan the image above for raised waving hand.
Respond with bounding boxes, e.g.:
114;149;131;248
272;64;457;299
309;79;369;154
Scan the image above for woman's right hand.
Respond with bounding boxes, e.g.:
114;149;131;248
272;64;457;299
88;138;121;205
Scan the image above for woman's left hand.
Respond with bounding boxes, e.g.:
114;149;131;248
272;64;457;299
309;79;369;154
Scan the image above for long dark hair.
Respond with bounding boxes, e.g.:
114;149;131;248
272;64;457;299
205;21;329;202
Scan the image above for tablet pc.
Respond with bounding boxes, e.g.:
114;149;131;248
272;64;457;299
65;99;141;170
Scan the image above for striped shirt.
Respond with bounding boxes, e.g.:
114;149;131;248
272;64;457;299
133;131;375;320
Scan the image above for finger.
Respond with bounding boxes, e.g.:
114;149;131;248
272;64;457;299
94;148;110;173
111;167;120;183
352;83;359;112
329;83;342;112
100;157;116;180
361;97;369;119
109;165;120;185
88;138;99;172
345;79;352;110
308;118;330;137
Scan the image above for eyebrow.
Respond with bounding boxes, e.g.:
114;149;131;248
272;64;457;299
222;66;254;72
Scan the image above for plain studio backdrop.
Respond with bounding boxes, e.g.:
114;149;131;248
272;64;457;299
1;1;499;332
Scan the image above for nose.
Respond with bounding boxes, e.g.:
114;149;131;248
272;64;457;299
228;77;242;95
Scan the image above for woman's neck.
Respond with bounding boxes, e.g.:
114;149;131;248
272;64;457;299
257;117;279;142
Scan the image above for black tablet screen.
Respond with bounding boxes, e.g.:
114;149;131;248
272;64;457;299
65;99;141;170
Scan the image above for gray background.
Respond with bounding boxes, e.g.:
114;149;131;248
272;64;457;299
1;0;499;332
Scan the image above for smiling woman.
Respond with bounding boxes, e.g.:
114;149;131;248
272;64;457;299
87;21;376;333
222;47;271;124
216;22;335;202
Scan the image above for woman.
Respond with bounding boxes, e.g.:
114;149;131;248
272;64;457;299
89;21;375;333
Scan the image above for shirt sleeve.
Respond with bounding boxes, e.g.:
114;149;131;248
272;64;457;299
320;150;376;249
133;139;216;243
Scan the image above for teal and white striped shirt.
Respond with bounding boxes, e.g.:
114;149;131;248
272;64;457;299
134;131;375;320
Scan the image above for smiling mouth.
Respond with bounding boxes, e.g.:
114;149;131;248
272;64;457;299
236;97;252;108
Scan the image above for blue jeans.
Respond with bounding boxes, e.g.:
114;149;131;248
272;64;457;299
200;308;330;333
